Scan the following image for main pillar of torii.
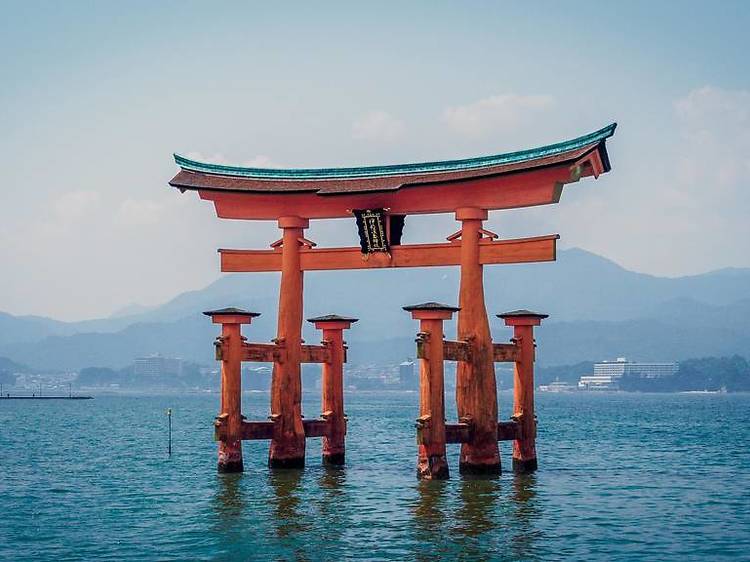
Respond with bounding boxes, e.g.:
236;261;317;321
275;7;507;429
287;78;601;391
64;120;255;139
168;123;616;472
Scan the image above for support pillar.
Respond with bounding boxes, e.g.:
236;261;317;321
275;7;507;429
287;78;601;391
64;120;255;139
404;302;459;480
455;207;500;474
204;308;260;473
308;314;358;466
498;310;548;473
269;216;309;469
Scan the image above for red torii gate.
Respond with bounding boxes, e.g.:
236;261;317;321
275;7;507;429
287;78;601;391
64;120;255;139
169;123;616;478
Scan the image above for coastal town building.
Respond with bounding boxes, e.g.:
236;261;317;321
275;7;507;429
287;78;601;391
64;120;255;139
133;354;183;377
399;360;417;390
578;357;678;390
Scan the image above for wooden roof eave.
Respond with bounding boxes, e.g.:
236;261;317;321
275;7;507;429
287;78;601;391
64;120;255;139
196;162;584;220
168;123;616;220
167;141;607;196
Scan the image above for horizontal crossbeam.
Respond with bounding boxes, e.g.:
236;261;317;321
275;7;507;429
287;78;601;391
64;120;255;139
215;418;336;441
497;420;522;441
444;340;471;362
241;342;281;362
416;339;520;363
301;344;331;364
493;343;521;362
215;342;334;364
219;234;559;272
446;422;472;443
444;420;521;443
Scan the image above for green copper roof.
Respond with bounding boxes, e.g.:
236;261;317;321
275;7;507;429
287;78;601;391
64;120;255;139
174;122;616;180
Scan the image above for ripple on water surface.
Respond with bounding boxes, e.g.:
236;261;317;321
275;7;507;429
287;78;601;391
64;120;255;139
1;392;749;560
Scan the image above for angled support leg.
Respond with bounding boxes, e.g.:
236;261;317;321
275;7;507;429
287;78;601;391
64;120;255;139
455;207;501;475
269;216;308;469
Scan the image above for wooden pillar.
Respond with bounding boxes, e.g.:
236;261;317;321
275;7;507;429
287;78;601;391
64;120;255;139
269;216;309;469
498;310;548;473
455;207;500;474
404;302;459;480
308;314;358;466
204;308;260;473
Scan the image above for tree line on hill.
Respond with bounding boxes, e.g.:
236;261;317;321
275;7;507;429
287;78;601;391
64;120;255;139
76;363;216;391
3;353;749;393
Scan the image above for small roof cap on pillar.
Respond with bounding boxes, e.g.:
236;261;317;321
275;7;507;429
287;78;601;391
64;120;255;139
307;313;358;329
402;302;461;312
203;307;261;317
307;314;359;323
203;307;260;324
496;309;549;319
497;309;548;326
403;302;460;320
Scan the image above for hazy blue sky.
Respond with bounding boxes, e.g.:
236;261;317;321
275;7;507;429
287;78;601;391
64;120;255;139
1;1;749;320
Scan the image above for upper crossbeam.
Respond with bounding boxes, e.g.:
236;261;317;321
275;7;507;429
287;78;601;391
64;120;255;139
219;234;559;272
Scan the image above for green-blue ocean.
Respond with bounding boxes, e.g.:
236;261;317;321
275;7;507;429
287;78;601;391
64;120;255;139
2;391;749;561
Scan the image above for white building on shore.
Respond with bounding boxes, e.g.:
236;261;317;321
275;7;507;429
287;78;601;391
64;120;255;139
578;357;678;390
133;354;183;377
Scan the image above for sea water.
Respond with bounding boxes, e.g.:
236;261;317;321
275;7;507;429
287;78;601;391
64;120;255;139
1;391;749;561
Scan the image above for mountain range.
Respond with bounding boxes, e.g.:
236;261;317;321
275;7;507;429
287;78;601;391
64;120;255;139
1;248;748;370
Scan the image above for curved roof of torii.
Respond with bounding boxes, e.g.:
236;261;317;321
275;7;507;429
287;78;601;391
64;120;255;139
169;123;616;196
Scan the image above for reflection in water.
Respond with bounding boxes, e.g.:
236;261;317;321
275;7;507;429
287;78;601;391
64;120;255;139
268;469;309;539
211;471;251;559
314;467;349;554
413;480;449;561
317;466;347;520
454;475;501;560
214;472;245;522
456;475;501;537
415;480;448;530
267;468;313;562
509;473;541;560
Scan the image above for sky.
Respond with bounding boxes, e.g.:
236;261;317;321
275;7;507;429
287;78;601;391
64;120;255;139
1;1;749;320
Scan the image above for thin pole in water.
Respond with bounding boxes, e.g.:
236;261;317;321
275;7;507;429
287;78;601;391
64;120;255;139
69;383;72;398
167;408;173;456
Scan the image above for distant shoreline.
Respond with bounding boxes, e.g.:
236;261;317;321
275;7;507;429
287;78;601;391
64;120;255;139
0;395;93;400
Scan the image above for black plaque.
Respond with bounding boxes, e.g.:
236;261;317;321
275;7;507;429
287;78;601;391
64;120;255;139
354;209;389;254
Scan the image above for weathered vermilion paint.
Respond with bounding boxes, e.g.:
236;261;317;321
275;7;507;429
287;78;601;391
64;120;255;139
204;309;259;473
179;124;616;476
219;322;243;472
197;165;569;220
171;124;615;205
309;316;357;465
405;304;458;480
500;311;548;473
455;208;501;474
219;234;559;273
269;216;308;469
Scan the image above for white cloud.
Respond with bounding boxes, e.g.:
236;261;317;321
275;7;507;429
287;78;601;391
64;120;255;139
27;190;102;239
184;152;283;168
673;86;750;193
241;155;283;168
115;198;163;227
52;190;101;223
183;151;231;165
442;93;555;137
542;86;750;276
674;86;750;131
352;110;406;142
